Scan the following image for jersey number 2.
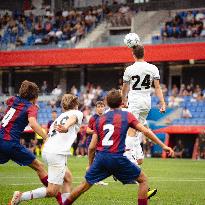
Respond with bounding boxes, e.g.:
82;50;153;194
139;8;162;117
1;108;16;127
102;124;114;146
132;74;151;90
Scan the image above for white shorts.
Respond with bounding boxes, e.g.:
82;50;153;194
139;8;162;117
124;137;144;164
128;95;151;125
42;151;67;185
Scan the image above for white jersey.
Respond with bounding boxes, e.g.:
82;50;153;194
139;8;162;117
123;61;160;99
43;110;83;155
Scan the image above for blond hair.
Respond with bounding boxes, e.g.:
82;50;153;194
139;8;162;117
61;94;79;110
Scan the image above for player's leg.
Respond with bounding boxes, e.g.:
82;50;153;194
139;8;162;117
136;171;149;205
63;152;111;205
61;168;73;203
29;159;48;186
63;181;92;205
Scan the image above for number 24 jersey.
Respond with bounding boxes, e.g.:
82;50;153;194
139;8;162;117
123;61;160;97
43;110;83;155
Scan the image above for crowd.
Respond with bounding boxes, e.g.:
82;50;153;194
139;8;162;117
0;2;134;50
155;83;205;108
161;10;205;39
0;5;105;49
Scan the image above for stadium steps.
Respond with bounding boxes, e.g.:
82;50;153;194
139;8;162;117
76;21;107;48
155;107;182;126
132;10;170;44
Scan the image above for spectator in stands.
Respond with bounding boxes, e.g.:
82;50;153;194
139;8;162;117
41;81;49;94
198;130;205;159
70;85;78;95
47;110;57;130
51;84;62;96
168;95;183;107
182;107;192;118
0;102;6;121
173;139;184;158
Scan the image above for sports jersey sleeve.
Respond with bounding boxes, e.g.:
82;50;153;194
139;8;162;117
153;66;160;80
27;105;38;118
6;96;15;107
123;67;131;83
74;111;83;126
88;117;95;130
127;112;139;129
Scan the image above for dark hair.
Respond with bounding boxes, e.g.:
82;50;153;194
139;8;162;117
61;94;79;110
95;101;105;107
19;80;39;101
132;44;144;59
52;110;57;113
106;89;122;108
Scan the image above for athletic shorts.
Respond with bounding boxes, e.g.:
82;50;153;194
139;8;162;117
128;95;151;125
0;139;36;166
85;152;141;185
42;151;67;185
124;137;144;164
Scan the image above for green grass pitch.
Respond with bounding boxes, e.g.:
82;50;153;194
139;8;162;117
0;157;205;205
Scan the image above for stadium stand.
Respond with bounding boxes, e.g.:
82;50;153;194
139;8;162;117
152;9;205;43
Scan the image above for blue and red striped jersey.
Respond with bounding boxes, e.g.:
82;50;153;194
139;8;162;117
94;109;139;154
88;114;99;130
0;96;38;142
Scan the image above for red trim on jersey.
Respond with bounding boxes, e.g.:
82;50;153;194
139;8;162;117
109;113;122;153
128;112;139;129
96;116;106;152
27;105;38;118
88;116;95;130
3;103;25;141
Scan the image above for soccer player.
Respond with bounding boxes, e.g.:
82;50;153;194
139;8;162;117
62;89;173;205
10;94;83;205
0;81;49;198
86;101;105;148
86;101;108;186
122;43;166;166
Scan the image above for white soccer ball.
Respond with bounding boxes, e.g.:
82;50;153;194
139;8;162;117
124;33;140;48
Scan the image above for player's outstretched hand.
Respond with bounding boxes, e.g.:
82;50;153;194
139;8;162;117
162;145;174;157
55;124;68;133
159;102;166;113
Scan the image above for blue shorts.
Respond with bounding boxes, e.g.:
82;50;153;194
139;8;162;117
86;135;92;148
0;139;36;166
85;152;141;185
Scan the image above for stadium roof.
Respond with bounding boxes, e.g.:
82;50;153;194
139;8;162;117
0;42;205;67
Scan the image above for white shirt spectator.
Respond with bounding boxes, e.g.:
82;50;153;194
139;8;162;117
52;85;62;96
195;12;205;21
182;108;192;118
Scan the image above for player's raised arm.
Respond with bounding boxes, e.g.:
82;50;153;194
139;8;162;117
154;79;166;113
29;117;47;141
88;133;98;167
122;67;130;106
136;123;173;156
55;115;77;133
122;82;129;106
128;113;173;156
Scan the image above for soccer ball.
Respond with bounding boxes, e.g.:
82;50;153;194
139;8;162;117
124;33;140;48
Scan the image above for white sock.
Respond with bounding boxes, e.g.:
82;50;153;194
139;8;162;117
61;193;70;203
20;187;47;201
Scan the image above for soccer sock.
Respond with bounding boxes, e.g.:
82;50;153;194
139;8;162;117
63;198;73;205
20;187;46;201
138;198;148;205
62;193;70;203
56;192;63;205
40;175;48;187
